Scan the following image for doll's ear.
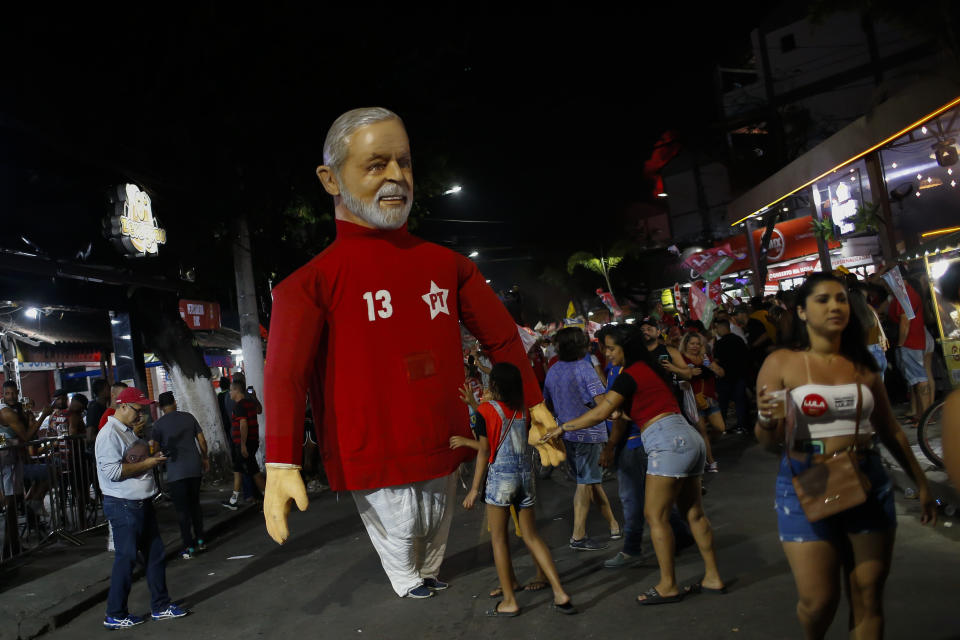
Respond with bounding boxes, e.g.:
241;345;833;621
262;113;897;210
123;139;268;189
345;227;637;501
316;165;340;196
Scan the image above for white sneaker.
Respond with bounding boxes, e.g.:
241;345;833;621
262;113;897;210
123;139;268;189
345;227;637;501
706;462;719;473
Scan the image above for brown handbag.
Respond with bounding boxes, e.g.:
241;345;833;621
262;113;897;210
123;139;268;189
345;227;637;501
787;380;871;522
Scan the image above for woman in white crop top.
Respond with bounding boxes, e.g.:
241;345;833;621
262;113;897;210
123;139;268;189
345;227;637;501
755;273;935;640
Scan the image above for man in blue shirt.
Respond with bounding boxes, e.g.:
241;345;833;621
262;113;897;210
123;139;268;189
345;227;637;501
543;328;620;551
95;387;189;629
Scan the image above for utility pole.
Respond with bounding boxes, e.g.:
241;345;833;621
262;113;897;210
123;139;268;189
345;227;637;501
234;216;267;452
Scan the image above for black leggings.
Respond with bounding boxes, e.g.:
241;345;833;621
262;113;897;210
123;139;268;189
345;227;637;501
167;476;204;549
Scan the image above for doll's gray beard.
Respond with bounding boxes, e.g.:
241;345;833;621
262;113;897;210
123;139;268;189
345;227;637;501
339;182;412;230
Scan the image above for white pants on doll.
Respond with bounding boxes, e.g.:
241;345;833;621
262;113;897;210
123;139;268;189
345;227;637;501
352;471;457;597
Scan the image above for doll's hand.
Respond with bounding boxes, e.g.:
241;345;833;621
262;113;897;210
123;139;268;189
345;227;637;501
264;468;309;544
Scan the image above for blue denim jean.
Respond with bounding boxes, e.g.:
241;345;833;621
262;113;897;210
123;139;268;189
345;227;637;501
774;451;896;543
868;343;887;382
103;495;170;617
616;445;693;556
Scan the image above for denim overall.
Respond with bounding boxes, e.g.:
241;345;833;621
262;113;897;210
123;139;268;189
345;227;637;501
483;403;536;509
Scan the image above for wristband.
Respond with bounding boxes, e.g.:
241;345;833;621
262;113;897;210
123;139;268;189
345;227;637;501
265;462;302;470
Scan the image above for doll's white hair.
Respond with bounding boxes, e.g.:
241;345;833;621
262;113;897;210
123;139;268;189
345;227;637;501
322;107;403;173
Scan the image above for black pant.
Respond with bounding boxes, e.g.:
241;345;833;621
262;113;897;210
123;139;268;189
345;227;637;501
167;476;204;549
717;376;749;430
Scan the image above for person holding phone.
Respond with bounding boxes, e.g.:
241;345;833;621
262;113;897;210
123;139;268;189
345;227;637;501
95;388;188;628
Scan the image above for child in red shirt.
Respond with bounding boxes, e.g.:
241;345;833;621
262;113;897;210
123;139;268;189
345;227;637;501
450;363;575;617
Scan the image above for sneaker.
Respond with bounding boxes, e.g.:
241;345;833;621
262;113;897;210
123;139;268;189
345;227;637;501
180;548;194;560
104;614;145;629
195;539;207;552
706;461;719;473
221;499;238;511
603;551;638;568
405;585;435;599
422;578;449;591
569;537;608;551
152;604;189;620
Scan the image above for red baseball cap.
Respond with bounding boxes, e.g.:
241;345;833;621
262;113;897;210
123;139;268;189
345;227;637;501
116;388;155;405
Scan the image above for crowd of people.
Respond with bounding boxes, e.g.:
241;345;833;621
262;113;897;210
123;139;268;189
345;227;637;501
3;105;958;639
444;262;957;635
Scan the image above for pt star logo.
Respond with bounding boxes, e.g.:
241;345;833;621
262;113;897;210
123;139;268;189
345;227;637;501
422;281;450;319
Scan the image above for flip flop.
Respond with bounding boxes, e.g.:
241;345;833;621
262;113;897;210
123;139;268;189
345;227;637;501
523;580;548;592
488;585;525;598
683;581;727;595
636;586;684;605
486;602;520;617
610;529;623;540
551;601;578;615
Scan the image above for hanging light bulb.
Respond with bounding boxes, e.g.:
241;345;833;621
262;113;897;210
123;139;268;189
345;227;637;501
891;162;898;168
921;126;928;134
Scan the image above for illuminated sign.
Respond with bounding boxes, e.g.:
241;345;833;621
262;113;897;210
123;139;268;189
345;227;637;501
107;184;167;256
178;300;222;330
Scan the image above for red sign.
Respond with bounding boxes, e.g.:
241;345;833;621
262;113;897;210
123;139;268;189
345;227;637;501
801;393;828;417
719;216;840;274
178;300;221;330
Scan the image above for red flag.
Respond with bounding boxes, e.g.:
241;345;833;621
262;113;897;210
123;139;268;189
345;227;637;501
708;280;723;304
682;244;737;281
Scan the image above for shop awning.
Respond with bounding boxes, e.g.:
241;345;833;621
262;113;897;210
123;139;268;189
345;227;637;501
727;75;960;226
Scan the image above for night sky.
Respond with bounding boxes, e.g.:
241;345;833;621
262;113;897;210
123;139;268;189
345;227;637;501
1;3;769;319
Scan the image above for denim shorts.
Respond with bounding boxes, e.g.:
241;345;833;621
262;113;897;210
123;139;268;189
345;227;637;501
485;454;536;509
698;396;721;417
774;451;896;543
564;440;603;484
640;414;706;478
897;346;927;386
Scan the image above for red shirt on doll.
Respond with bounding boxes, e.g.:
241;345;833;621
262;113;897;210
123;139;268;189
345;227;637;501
264;220;542;491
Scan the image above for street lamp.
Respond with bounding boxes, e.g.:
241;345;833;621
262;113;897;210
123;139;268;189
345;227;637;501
444;185;462;195
469;251;479;258
24;308;39;319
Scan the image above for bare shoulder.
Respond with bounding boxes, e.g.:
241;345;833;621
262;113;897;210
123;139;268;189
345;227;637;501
762;348;797;369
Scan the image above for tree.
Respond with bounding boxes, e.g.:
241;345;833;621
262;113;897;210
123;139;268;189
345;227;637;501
130;289;230;470
566;240;643;298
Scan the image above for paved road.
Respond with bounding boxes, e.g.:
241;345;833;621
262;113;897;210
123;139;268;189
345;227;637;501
47;436;960;639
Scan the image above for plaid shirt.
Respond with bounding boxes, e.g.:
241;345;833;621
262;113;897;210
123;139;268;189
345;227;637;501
543;357;607;443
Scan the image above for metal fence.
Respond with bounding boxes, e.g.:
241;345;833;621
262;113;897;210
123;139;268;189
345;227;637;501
0;434;104;563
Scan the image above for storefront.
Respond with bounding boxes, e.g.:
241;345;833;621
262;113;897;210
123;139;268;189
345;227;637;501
725;74;960;388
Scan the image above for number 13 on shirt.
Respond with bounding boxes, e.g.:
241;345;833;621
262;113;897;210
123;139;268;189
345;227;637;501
363;290;393;321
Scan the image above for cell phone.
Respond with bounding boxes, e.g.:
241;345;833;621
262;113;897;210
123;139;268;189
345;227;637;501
658;354;670;363
246;386;254;394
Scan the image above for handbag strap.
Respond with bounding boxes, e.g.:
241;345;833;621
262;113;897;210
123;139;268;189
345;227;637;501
783;362;864;478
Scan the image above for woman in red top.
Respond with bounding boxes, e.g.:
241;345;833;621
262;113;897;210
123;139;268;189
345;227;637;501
542;328;724;605
680;332;726;471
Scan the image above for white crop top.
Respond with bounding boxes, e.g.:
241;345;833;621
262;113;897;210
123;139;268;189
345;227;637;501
788;353;874;440
789;383;874;440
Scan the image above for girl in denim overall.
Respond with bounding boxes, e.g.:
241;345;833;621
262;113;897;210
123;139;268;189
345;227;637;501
452;363;576;617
